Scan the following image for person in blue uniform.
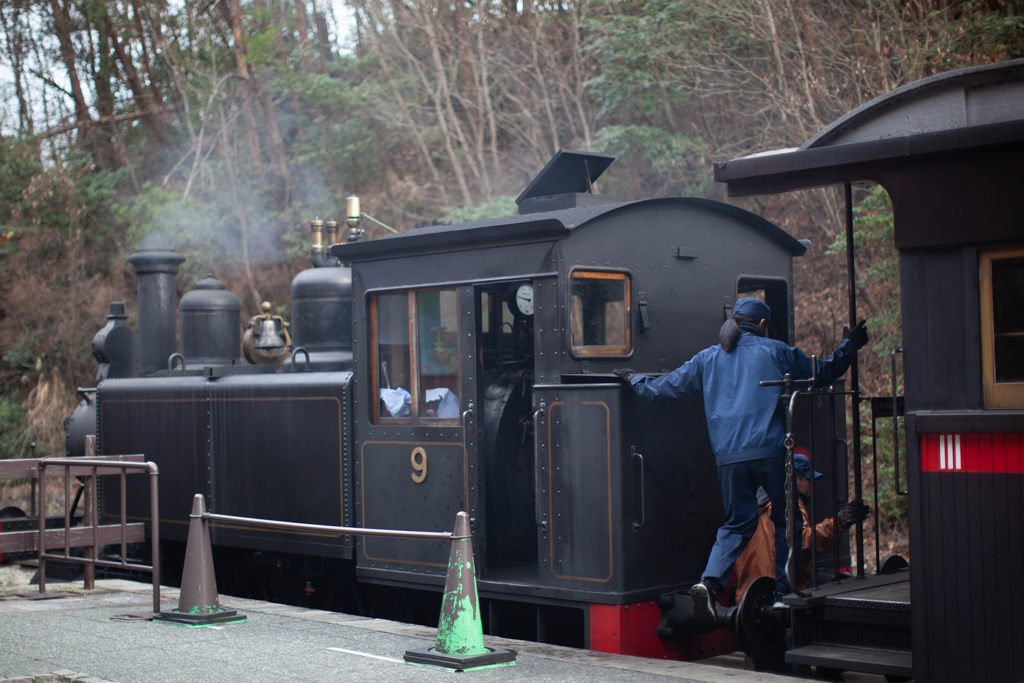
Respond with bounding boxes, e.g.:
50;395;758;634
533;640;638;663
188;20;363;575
614;297;867;628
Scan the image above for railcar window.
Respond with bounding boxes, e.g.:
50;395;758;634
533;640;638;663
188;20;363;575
417;289;460;418
569;270;631;356
980;248;1024;408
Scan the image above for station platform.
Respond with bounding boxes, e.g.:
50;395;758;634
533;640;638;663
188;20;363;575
0;577;799;683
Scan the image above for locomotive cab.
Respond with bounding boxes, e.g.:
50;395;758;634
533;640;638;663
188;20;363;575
332;150;842;651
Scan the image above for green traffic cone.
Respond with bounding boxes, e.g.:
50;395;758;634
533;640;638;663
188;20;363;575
404;511;516;670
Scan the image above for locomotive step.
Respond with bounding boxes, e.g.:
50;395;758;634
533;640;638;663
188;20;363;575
786;643;913;678
786;571;912;676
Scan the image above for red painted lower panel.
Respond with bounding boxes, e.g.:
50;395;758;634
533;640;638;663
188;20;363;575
920;432;1024;473
589;601;737;661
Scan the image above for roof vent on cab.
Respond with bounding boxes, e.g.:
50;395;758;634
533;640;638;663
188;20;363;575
516;149;624;215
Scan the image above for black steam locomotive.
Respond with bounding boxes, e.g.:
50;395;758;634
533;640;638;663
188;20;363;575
66;57;1024;680
66;149;843;660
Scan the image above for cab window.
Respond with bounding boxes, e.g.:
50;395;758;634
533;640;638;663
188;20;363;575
371;288;461;422
737;276;790;345
981;247;1024;408
569;270;631;356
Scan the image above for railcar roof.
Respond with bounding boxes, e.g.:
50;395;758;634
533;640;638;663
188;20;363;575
714;58;1024;197
331;196;806;263
713;58;1024;250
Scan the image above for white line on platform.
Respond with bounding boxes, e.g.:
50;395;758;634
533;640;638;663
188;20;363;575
328;647;404;664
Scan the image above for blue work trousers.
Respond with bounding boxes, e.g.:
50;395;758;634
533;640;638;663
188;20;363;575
702;456;800;595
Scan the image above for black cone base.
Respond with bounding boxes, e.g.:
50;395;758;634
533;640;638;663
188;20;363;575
154;608;246;627
404;646;516;671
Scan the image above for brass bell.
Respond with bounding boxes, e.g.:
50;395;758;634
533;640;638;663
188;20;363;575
254;317;287;350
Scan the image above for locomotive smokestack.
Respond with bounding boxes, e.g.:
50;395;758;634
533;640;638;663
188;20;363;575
127;249;185;375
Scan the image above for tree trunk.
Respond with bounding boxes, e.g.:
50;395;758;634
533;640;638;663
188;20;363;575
105;10;171;143
49;0;93;136
313;2;332;74
91;9;122;169
293;0;314;73
255;80;293;205
0;5;33;133
223;0;264;170
130;0;167;106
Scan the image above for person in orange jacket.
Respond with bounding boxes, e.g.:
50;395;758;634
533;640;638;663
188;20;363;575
732;451;870;604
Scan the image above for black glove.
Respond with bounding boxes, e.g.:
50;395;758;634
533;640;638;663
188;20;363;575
836;499;870;529
843;319;869;350
612;368;637;383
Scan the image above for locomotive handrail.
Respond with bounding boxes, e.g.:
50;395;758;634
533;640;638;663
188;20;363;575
291;346;311;372
168;352;186;372
630;446;645;533
461;401;475;483
533;402;546;532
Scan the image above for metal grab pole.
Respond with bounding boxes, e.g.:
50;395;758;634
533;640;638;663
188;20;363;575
760;366;815;597
783;389;807;598
892;348;907;497
844;182;865;579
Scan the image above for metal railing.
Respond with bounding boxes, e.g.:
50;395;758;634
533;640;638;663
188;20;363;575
867;347;906;573
199;505;453;542
767;345;907;594
35;457;161;614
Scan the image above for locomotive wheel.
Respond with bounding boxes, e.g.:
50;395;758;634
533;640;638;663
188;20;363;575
735;576;783;659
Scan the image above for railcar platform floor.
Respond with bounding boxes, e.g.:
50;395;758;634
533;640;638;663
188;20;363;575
782;570;911;609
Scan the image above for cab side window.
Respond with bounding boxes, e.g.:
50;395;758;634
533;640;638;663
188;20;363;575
417;289;460;418
569;270;631;356
371;288;461;422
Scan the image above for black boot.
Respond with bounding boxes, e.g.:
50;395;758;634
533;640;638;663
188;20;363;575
689;580;718;630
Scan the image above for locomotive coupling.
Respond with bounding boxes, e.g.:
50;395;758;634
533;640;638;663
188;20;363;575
656;577;785;659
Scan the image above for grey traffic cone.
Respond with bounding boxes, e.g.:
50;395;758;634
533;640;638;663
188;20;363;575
154;494;245;627
404;511;515;671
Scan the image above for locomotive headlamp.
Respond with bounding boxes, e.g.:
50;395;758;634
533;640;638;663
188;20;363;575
243;301;292;365
346;196;364;242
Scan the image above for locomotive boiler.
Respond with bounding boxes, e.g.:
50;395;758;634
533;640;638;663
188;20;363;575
65;150;845;658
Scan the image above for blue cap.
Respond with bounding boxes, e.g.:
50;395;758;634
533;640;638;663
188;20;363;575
793;452;823;480
733;297;775;336
732;297;772;320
